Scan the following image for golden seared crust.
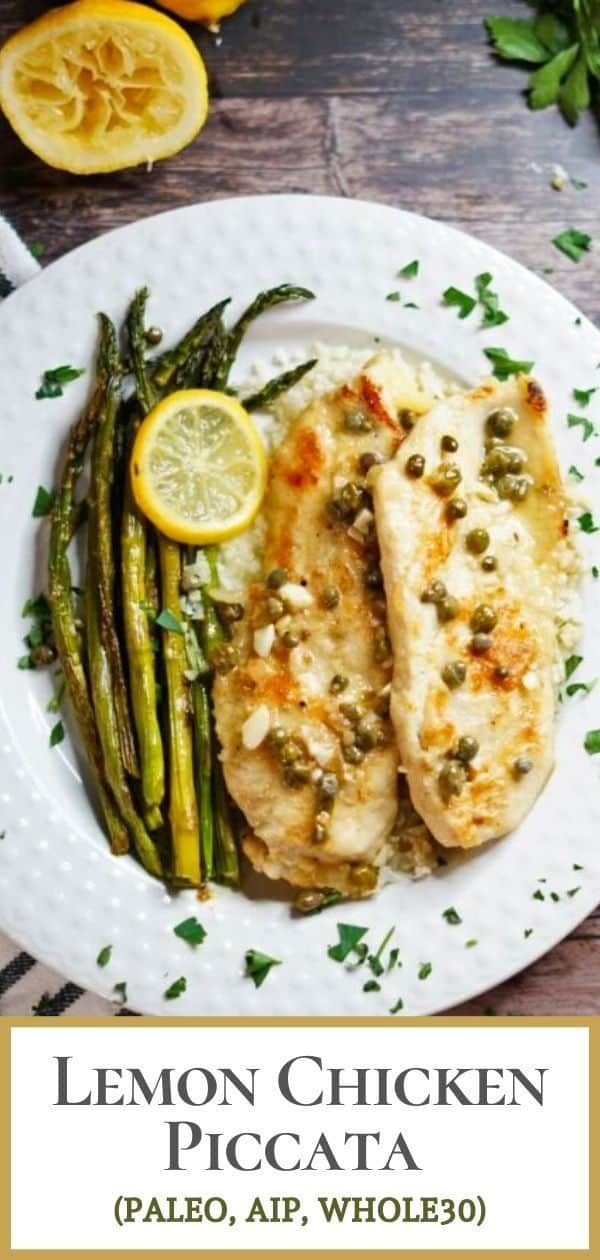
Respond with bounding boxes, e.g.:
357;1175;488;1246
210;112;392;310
373;375;566;850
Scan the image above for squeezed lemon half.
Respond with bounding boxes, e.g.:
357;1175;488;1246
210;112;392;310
157;0;246;24
0;0;208;174
131;389;268;545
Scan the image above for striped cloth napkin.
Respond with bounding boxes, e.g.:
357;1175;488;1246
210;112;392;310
0;214;134;1016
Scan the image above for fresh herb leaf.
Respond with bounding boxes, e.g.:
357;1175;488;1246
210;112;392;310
567;886;581;897
484;347;534;379
550;891;560;902
346;941;369;971
367;926;395;977
535;12;572;55
533;889;545;901
363;979;381;993
418;961;432;980
572;177;587;190
465;939;478;948
569;464;584;481
36;364;85;400
389;998;404;1014
403;301;420;309
173;916;207;947
485;16;550;63
32;485;55;518
328;923;368;963
584;729;600;754
398;259;419;278
579;511;599;533
49;720;64;748
528;44;579;111
245;948;282;987
165;976;187;1000
565;654;583;680
28;241;45;261
387;947;400;970
386;291;402;302
553;228;592;262
443;286;476;319
566;679;596;696
442;906;462;925
573;862;584;871
573;386;597;406
568;413;595;441
560;49;591;125
96;945;112;968
524;928;534;938
155;609;184;634
113;981;128;1004
475;272;509;327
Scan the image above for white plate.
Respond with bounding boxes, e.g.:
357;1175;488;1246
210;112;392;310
1;195;599;1015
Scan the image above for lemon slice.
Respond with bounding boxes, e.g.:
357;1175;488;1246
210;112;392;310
131;390;268;544
0;0;208;174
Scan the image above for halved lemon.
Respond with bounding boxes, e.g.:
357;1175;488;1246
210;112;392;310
157;0;246;24
131;390;268;544
0;0;208;174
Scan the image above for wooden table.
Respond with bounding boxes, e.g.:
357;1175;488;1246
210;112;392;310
1;0;598;1013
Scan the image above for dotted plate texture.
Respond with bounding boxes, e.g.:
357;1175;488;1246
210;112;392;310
0;196;599;1015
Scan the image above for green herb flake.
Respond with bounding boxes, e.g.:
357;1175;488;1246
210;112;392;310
328;923;368;963
49;720;65;748
366;926;395;978
17;655;33;670
584;729;600;755
28;241;45;261
475;272;509;327
579;511;599;534
550;891;560;902
568;413;595;442
572;178;587;191
533;889;545;901
32;485;55;518
113;981;128;1004
389;998;404;1014
165;976;187;1000
593;566;599;579
568;465;584;481
386;291;402;302
442;906;462;925
573;387;597;407
387;947;400;970
573;863;584;871
36;364;85;400
465;938;478;948
524;928;533;938
245;948;282;988
32;992;53;1015
96;945;113;968
403;301;420;309
398;259;419;278
565;654;583;681
173;916;207;947
47;679;65;714
553;228;592;263
155;609;184;634
418;961;432;980
484;347;534;380
363;979;381;993
567;886;582;897
566;679;596;697
443;286;477;320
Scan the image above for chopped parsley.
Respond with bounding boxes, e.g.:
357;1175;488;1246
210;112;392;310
568;465;584;481
568;413;595;441
442;906;462;925
386;291;401;302
578;511;599;534
566;679;596;697
387;947;401;970
550;891;560;902
573;863;584;871
328;923;368;963
533;889;545;901
36;364;85;400
113;981;128;1004
389;998;404;1014
245;948;282;988
346;941;369;971
362;979;381;993
572;178;587;191
173;916;207;946
367;926;395;977
573;386;597;407
443;286;476;320
567;886;582;897
96;945;113;968
155;609;184;634
553;228;592;262
475;272;508;327
32;485;55;518
403;301;420;309
398;259;419;278
47;679;65;714
418;961;432;980
164;976;187;1000
584;729;600;755
49;720;65;748
465;939;478;948
565;654;583;680
593;566;599;579
524;928;533;938
28;241;45;261
484;347;534;380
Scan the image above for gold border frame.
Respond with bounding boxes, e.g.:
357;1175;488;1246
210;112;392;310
1;1015;596;1259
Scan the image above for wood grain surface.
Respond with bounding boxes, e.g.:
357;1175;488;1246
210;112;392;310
0;0;599;1013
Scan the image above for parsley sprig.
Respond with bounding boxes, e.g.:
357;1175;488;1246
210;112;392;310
486;5;600;126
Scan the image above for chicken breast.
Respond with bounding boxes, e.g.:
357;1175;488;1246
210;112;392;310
373;375;567;849
213;352;432;893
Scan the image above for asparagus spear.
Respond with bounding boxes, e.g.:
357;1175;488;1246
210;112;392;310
88;316;139;777
191;678;214;881
48;327;127;854
213;284;315;389
159;539;201;885
123;291;165;827
213;749;240;887
151;299;231;393
243;359;318;413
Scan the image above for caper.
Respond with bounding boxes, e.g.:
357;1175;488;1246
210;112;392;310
340;701;363;722
281;630;300;649
438;759;466;802
321;585;340;610
442;660;467;689
481;447;516;478
145;325;163;346
280;739;302;766
374;691;391;717
446;497;468;521
320;772;339;801
351;863;378;893
470;632;492;655
437;594;459;623
405;453;425;478
374;628;391;662
513;756;533;778
466;528;490;555
359;450;384;476
455;735;479;763
430;461;462;497
399;409;418;431
344;407;372;433
211;643;238;674
470;603;497;633
355;719;378;751
328;481;365;520
343;744;364;765
481;555;498;572
486;406;517;438
267;567;289;590
266;596;285;619
421;580;447;604
267;725;287;749
493;664;511;682
330;673;349;694
441;433;458;453
496;473;531;502
218;601;244;623
30;643;56;667
284;762;313;786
